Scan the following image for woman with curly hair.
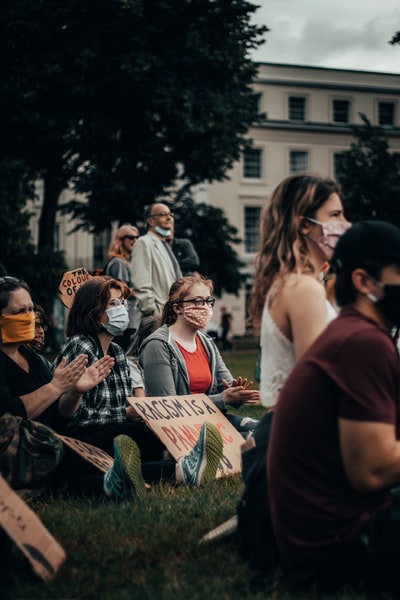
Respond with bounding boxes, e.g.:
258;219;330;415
248;173;351;410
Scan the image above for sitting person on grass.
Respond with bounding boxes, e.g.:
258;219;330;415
139;273;260;438
268;221;400;593
54;276;223;495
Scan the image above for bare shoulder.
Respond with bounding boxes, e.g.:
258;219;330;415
283;273;325;300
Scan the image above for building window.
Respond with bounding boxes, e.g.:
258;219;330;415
378;102;395;126
290;150;309;174
332;99;350;123
54;223;60;251
333;152;346;181
93;230;111;268
288;96;306;121
243;148;263;179
244;206;261;253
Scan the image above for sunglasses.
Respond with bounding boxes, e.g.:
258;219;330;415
0;276;20;287
123;235;139;240
150;212;174;218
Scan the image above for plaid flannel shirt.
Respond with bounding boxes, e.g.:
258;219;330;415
56;334;133;430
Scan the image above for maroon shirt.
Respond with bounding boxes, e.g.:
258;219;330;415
268;308;399;574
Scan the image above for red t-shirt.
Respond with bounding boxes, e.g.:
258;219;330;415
267;308;399;574
176;338;212;393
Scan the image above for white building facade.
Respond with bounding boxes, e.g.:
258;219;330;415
195;63;400;335
29;63;400;337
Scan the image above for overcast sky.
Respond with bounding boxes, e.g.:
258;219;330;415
250;0;400;74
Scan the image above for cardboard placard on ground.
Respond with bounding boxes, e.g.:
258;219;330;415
128;394;244;477
55;434;113;473
58;267;92;308
0;475;66;581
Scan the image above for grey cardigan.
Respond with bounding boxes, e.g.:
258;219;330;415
139;324;234;412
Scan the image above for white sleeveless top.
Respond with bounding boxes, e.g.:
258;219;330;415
260;300;337;408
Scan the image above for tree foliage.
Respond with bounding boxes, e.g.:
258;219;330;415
335;115;400;226
1;0;267;238
172;190;246;297
0;159;67;312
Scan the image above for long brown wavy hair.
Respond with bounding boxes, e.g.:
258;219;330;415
247;173;341;332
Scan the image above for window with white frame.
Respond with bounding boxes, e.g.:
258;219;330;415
288;96;306;121
243;148;263;179
333;152;346;181
378;102;395;126
332;99;350;124
289;150;309;174
244;206;261;253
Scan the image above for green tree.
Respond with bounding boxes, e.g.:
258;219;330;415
335;115;400;226
0;159;67;313
1;0;267;240
172;190;246;296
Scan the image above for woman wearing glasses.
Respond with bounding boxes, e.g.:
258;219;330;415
0;276;123;498
105;223;140;350
139;273;260;437
55;276;223;494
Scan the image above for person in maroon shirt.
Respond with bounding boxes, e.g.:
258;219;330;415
268;221;400;592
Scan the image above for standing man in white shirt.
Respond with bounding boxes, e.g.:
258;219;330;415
131;201;182;320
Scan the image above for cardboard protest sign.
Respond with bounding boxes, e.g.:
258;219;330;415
55;434;113;473
128;394;244;477
58;267;92;308
0;475;66;581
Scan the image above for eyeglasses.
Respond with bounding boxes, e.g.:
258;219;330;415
150;212;174;218
180;296;215;308
0;276;20;287
123;235;139;240
108;298;129;309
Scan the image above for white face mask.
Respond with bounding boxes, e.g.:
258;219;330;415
103;305;129;336
155;225;172;237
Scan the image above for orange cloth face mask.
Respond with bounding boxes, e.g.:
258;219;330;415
0;312;35;344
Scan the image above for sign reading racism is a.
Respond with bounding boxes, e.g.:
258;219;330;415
128;394;244;477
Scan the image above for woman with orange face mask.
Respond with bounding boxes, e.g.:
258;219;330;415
0;276;135;499
0;277;114;427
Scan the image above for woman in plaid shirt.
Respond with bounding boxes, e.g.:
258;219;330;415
53;277;223;494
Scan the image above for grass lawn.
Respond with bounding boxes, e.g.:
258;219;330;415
6;349;387;599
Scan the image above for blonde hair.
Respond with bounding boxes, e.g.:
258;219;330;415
107;224;139;261
248;173;341;332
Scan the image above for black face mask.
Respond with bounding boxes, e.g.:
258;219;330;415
369;283;400;329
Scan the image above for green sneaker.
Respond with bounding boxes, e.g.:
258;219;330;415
177;422;223;486
103;435;146;502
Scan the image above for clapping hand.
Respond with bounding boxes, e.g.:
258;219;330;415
222;377;261;405
74;355;115;393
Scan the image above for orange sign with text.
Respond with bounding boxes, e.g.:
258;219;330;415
58;267;92;308
128;394;244;477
